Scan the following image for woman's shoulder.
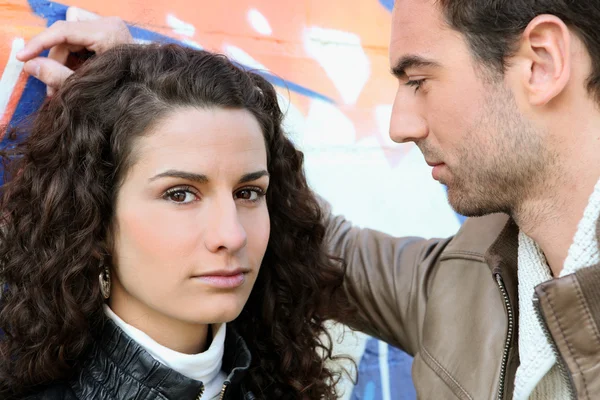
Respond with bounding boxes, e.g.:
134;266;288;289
21;383;78;400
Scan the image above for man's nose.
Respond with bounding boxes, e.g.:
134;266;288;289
389;89;428;143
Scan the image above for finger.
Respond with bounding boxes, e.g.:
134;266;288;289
23;57;74;89
48;44;88;72
17;18;132;62
48;42;85;60
48;44;70;67
17;21;91;61
16;7;101;61
66;6;101;22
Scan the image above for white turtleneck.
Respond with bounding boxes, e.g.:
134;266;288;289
104;305;227;399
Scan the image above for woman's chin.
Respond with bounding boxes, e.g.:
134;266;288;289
174;297;247;326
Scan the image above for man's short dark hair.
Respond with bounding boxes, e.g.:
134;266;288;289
437;0;600;102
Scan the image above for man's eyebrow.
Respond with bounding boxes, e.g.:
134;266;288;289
238;170;269;184
149;170;208;183
391;55;441;79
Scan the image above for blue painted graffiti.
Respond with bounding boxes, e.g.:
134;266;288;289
351;338;416;399
379;0;394;12
4;0;337;144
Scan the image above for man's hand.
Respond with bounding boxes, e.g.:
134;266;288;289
17;7;133;95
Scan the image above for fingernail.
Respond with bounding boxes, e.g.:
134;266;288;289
24;61;40;78
16;49;25;59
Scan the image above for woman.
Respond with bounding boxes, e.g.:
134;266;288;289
0;44;352;399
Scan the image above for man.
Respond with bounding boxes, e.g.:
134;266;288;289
16;1;600;399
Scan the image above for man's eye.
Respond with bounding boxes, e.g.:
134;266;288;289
406;79;425;93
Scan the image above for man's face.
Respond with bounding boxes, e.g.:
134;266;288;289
389;0;556;216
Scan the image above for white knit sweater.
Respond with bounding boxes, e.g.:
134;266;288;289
513;178;600;400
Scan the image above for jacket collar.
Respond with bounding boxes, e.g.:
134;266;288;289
484;215;600;399
75;318;252;399
531;217;600;398
484;217;519;307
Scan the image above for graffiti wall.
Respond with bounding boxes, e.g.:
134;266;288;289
1;1;463;398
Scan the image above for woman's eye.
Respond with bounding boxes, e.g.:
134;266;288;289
235;188;264;202
163;188;197;204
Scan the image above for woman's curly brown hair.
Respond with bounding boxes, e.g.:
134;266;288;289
0;44;354;399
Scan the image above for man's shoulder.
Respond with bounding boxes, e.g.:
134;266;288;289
442;213;512;259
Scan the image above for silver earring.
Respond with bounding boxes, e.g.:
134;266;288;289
99;262;111;299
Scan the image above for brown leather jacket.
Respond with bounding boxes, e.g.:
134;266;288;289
325;206;600;400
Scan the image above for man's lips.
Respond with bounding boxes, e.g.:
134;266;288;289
425;160;446;181
425;160;444;167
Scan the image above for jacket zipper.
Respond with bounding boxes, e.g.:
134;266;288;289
194;381;229;400
195;384;205;400
219;381;229;400
532;294;576;400
495;274;514;400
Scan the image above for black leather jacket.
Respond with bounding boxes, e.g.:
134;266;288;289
25;319;255;400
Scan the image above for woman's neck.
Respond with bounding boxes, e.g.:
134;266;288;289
108;295;210;354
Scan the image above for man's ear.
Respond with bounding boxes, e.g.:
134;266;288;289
512;14;571;106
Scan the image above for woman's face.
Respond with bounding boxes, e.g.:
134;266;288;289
110;106;270;330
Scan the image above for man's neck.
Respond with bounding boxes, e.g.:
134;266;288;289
514;146;600;277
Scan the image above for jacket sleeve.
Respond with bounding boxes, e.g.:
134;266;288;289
322;200;452;356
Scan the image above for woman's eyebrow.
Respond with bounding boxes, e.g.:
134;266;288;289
148;169;269;184
149;170;208;183
238;170;269;184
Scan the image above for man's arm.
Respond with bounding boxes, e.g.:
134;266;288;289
322;200;452;356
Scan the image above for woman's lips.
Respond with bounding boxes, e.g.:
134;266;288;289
191;270;248;289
